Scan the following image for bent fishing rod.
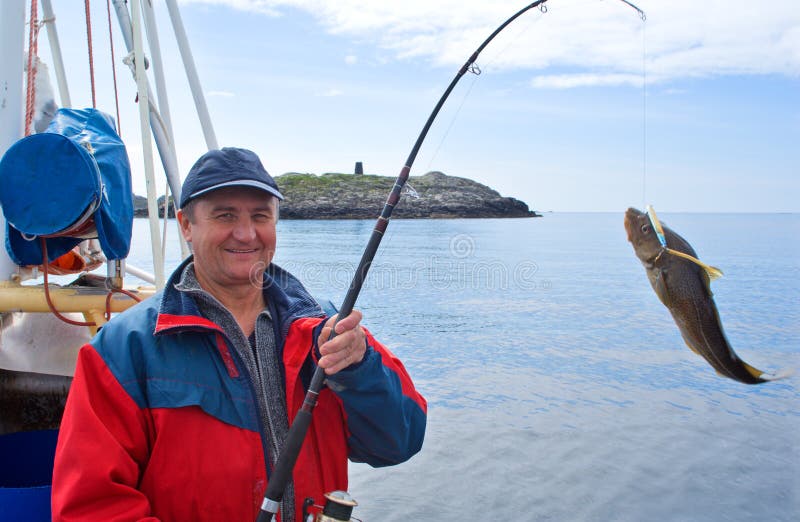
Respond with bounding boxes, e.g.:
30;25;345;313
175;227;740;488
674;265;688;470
256;0;645;520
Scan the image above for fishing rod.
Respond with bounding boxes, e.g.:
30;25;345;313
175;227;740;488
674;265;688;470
256;1;645;520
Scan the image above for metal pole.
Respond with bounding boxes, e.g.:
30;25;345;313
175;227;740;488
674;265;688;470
124;263;156;285
0;0;26;281
140;0;189;258
164;0;218;150
39;0;71;108
129;0;165;288
0;1;26;153
112;0;189;258
141;0;175;143
111;0;183;211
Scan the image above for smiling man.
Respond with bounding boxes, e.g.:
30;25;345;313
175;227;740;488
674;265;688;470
52;148;427;522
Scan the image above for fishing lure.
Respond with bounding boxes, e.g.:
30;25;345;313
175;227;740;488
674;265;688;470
646;204;723;281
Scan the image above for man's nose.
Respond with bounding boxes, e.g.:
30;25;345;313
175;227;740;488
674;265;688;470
232;218;257;241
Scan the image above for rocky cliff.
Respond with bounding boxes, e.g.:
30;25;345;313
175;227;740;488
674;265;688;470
133;171;538;219
275;171;536;219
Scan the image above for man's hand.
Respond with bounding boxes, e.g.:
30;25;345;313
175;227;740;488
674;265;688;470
317;310;367;375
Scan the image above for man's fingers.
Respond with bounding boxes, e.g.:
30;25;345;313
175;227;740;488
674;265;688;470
319;350;351;375
317;310;366;375
319;327;356;355
318;342;354;373
333;310;363;334
319;326;334;345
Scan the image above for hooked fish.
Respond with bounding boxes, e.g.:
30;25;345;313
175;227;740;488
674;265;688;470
624;207;787;384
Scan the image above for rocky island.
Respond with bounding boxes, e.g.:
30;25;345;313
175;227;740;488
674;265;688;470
134;171;538;219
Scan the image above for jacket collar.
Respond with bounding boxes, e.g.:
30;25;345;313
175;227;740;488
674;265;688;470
154;255;325;337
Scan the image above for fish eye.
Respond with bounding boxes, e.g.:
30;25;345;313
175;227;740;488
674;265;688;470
641;224;651;233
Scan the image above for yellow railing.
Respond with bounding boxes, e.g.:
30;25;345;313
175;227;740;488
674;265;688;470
0;282;156;334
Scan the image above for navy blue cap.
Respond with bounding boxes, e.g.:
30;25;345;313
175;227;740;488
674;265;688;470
179;147;284;208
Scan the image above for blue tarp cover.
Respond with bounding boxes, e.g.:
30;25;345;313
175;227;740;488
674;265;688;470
0;108;133;265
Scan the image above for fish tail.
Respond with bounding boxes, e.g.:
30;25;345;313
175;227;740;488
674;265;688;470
752;365;795;382
741;361;763;378
741;361;794;382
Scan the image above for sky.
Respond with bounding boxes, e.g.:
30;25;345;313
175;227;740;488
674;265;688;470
16;0;800;212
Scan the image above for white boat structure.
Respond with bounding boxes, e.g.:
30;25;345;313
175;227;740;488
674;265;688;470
0;1;216;517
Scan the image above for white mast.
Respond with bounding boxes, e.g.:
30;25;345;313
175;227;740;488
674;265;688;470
0;1;26;281
39;0;71;108
130;0;165;288
111;0;183;206
112;0;192;263
141;0;190;259
165;0;218;150
141;1;175;143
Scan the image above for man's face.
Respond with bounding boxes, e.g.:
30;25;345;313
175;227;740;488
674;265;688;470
178;187;278;292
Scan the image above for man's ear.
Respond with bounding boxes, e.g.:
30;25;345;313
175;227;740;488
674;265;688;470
177;209;192;243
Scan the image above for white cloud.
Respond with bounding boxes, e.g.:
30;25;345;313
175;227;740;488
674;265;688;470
345;55;357;65
206;90;236;97
317;89;343;97
180;0;283;16
183;0;800;85
531;73;643;89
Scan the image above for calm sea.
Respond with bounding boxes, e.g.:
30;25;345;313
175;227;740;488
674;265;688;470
129;212;799;522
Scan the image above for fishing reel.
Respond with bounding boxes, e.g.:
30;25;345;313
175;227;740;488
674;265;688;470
302;491;359;522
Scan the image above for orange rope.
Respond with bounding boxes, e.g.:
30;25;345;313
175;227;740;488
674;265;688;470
105;287;143;321
84;0;97;108
24;0;39;136
40;239;143;328
106;0;121;135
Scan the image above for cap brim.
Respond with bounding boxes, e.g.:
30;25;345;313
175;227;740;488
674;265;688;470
187;179;284;203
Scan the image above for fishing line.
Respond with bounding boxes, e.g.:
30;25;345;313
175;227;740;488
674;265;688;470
640;12;648;208
423;73;480;172
371;187;420;286
424;5;549;172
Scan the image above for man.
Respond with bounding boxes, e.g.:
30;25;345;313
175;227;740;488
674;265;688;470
52;148;427;521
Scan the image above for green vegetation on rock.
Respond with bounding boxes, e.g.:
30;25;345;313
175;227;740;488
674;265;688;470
133;171;537;219
275;171;536;219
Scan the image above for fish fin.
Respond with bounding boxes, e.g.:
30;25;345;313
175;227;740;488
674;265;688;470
754;366;795;382
653;271;672;308
739;361;795;382
741;361;765;380
665;248;723;281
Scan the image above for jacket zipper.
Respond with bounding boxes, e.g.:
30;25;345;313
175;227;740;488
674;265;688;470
223;331;274;480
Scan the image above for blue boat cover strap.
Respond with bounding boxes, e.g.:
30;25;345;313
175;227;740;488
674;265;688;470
0;108;133;265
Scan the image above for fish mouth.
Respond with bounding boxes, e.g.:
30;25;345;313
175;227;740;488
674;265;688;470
624;207;644;241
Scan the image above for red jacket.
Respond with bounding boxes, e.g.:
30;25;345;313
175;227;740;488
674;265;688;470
52;261;427;521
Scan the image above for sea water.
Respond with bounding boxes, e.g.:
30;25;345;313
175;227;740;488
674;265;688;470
129;213;799;521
